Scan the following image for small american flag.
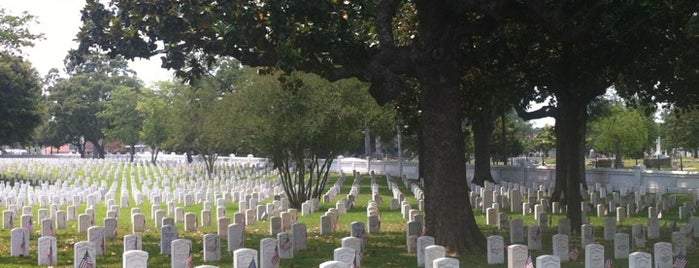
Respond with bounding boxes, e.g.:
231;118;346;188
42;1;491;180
186;247;193;268
271;245;280;265
524;255;534;268
569;247;579;261
78;251;93;268
605;258;613;268
20;231;26;253
674;253;687;268
47;242;54;265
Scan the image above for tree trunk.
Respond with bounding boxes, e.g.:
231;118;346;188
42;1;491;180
415;1;485;255
186;150;193;163
92;140;105;159
552;97;588;230
364;126;372;159
500;106;507;165
615;141;623;168
471;108;496;186
129;143;136;162
204;153;217;179
150;146;159;165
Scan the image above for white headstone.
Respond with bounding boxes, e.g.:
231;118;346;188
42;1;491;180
260;237;280;268
333;247;356;266
424;245;446;268
603;217;616;241
552;234;569;263
87;226;106;255
160;224;179;255
536;255;561;268
653;242;673;268
233;248;259;268
132;213;146;233
73;241;96;268
37;236;57;266
629;251;652;268
510;219;524;244
584;244;604;268
124;234;142;251
614;233;629;260
487;235;504;264
507;244;528;268
319;260;350;268
417;236;435;267
203;233;221;262
291;222;307;251
432;257;460;268
228;223;245;254
528;225;543;250
123;250;149;268
171;239;193;268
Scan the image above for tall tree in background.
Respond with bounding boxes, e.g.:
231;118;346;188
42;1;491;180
589;105;648;168
99;85;143;161
47;51;139;158
137;88;173;165
0;52;42;146
665;108;699;158
533;125;556;165
0;9;43;146
0;8;43;55
233;70;369;207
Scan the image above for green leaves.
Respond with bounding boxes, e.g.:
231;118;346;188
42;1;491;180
0;8;44;55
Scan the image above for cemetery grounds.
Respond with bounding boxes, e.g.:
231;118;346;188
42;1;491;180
0;157;697;267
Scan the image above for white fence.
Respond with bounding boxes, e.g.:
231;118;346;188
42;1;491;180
328;157;699;195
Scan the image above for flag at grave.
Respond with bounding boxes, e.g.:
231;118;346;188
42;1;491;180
248;259;257;268
20;231;26;253
47;241;53;265
525;255;534;268
186;247;193;268
271;245;280;265
675;253;687;268
569;246;579;261
605;258;613;268
79;251;93;268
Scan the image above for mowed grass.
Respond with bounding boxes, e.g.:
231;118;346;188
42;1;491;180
0;159;697;267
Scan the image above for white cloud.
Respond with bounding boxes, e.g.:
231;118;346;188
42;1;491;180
1;0;172;86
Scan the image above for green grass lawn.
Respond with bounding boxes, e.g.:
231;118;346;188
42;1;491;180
0;160;697;267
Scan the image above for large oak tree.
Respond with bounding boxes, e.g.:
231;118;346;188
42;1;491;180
75;0;512;253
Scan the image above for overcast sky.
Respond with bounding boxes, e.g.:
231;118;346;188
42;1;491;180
1;0;172;86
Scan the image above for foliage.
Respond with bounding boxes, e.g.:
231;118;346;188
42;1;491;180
490;110;529;163
137;88;173;165
0;8;44;55
75;0;697;254
156;60;246;174
46;51;139;158
233;70;369;207
98;85;143;161
665;107;699;157
0;52;42;145
589;105;648;167
532;125;556;158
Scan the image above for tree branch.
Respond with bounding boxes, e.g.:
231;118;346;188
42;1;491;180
516;105;557;121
